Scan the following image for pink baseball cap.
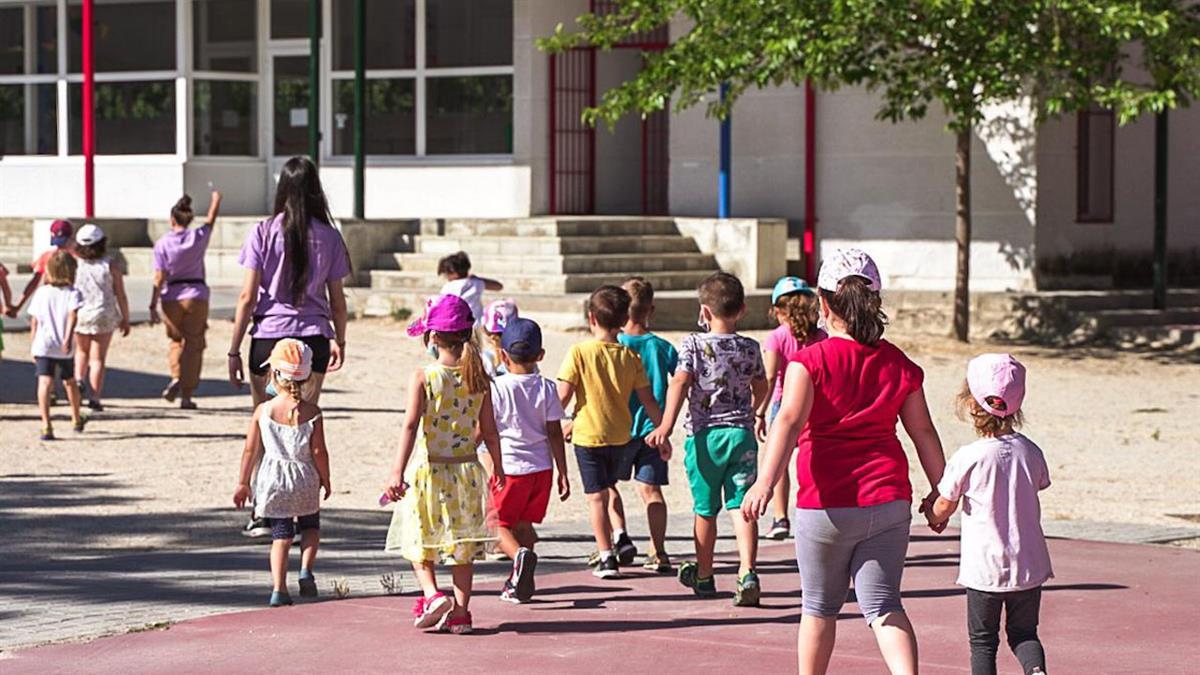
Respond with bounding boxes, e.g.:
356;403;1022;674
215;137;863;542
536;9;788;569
260;338;313;381
966;353;1026;418
482;298;518;334
406;294;475;337
817;248;882;292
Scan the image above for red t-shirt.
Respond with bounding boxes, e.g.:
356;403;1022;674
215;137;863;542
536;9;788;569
790;337;924;509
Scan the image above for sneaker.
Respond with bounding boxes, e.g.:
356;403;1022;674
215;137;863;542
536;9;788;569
643;552;672;574
734;571;761;607
162;379;181;403
593;555;621;579
615;534;637;566
766;517;791;540
242;518;271;538
87;399;103;412
499;579;522;604
298;572;318;598
513;547;538;602
39;427;55;441
269;590;293;607
586;550;602;568
678;561;717;598
439;611;473;635
72;413;88;433
413;592;452;628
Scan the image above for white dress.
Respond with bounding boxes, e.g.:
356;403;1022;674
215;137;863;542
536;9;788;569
75;257;122;335
254;413;322;519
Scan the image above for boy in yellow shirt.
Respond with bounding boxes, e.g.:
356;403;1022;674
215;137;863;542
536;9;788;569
558;285;669;579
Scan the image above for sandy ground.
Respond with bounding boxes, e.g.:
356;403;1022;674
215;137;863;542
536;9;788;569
1;317;1197;552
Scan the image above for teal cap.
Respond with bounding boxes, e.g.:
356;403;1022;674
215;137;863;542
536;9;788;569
771;276;814;304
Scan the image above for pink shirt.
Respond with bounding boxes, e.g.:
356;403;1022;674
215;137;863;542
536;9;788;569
763;324;826;402
791;337;923;509
938;433;1054;592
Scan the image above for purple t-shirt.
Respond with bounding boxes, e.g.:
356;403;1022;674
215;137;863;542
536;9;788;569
237;215;351;339
153;224;212;302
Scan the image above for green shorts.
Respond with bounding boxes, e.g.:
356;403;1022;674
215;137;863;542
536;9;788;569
684;426;758;517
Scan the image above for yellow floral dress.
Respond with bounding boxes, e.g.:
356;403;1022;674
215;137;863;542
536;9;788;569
386;363;491;564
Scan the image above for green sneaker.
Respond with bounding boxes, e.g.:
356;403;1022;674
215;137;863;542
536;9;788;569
734;571;761;607
678;561;717;598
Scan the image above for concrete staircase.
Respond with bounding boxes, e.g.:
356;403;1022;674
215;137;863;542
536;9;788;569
0;218;36;273
361;217;738;330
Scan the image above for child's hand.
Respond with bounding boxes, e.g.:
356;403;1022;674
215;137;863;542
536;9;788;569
61;342;71;356
322;480;332;500
754;415;768;443
556;471;571;502
740;480;773;523
645;426;668;451
148;306;160;325
233;484;251;509
119;318;131;337
5;306;17;318
561;420;573;444
385;472;408;501
657;438;673;462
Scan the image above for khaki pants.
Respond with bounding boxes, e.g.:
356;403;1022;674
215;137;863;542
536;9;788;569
161;299;209;396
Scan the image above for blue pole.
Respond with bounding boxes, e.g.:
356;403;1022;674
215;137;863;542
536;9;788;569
718;82;731;218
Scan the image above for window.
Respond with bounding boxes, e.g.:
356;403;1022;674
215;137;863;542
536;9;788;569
193;0;259;156
1077;108;1114;222
331;0;513;156
194;0;257;73
70;81;176;155
0;83;58;156
0;3;59;156
271;0;309;39
68;1;176;73
195;80;257;156
1;5;57;76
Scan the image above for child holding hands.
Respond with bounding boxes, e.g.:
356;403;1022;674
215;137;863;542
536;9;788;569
233;339;331;607
923;354;1051;675
385;295;505;634
27;251;86;440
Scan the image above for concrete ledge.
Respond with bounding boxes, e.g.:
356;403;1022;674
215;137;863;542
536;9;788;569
675;217;788;290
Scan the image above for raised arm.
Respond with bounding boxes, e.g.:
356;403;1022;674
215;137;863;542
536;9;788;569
233;406;265;508
386;369;427;500
742;362;813;521
228;268;261;388
205;190;223;226
476;274;503;292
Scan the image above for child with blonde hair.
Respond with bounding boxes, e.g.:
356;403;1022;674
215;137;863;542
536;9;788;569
27;251;86;440
923;354;1051;675
385;294;506;634
756;276;825;540
234;339;331;607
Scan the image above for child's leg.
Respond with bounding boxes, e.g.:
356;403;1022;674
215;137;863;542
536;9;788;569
86;332;113;400
298;514;320;572
729;509;759;576
449;563;473;616
1003;588;1046;674
37;374;53;427
411;561;440;597
966;588;1003;675
694;514;718;578
269;529;291;593
586;489;614;552
496;524;522;559
637;482;668;556
73;334;90;386
514;521;537;549
62;377;82;424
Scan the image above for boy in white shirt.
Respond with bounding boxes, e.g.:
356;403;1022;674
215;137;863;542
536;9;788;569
27;250;87;440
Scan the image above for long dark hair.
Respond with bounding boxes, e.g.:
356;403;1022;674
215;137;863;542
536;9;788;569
272;156;334;305
820;276;887;346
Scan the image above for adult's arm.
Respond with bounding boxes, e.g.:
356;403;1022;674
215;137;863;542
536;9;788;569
326;277;348;371
742;361;814;521
899;386;948;526
228;268;262;388
148;270;165;325
205;190;223;226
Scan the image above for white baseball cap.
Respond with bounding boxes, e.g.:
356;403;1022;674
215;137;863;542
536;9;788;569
75;224;106;246
817;248;882;292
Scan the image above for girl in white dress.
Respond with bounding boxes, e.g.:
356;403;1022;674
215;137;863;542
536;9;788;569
72;224;130;411
234;339;331;607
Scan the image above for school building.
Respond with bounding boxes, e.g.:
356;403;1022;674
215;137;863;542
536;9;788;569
0;0;1197;294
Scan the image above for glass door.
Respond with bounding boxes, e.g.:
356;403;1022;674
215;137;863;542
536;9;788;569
271;54;311;159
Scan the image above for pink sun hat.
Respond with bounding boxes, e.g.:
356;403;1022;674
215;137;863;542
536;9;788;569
406;294;476;337
966;353;1026;418
817;247;882;292
482;298;519;334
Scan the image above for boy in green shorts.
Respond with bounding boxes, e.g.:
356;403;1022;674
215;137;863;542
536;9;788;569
647;272;768;606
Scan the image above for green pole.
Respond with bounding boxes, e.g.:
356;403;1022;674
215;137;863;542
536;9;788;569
353;0;365;218
1152;110;1168;310
308;0;321;166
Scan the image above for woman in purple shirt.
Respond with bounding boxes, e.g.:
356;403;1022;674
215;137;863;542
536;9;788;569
149;190;222;409
227;157;350;407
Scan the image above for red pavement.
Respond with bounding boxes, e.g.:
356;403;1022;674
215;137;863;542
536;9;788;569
6;533;1198;674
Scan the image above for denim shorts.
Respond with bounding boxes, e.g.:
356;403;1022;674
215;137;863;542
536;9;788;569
34;357;74;379
574;442;633;494
616;437;669;486
268;512;321;540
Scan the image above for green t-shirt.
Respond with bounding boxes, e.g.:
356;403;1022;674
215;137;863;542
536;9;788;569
618;332;678;439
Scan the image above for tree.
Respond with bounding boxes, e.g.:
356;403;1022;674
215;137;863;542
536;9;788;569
542;0;1200;341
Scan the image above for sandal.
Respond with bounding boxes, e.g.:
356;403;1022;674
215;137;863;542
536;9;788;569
73;413;89;433
39;426;55;441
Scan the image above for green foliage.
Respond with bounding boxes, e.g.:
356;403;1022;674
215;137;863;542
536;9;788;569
539;0;1200;130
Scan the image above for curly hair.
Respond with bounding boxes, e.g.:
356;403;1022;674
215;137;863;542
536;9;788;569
772;292;819;342
956;380;1023;438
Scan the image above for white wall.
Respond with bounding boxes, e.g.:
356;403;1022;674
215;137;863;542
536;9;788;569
320;164;532;219
594;49;644;214
0;156;187;218
184;159;269;217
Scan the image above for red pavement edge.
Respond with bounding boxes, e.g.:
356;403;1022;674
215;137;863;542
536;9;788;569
4;535;1198;675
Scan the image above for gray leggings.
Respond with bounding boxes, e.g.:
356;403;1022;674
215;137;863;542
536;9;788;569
793;500;912;624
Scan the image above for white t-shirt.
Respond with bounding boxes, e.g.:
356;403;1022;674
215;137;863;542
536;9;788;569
938;433;1054;592
440;276;486;327
27;285;84;358
490;372;565;476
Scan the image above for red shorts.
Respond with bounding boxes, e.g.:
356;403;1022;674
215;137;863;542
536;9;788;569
490;469;553;528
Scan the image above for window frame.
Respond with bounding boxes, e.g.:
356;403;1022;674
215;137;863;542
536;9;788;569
0;1;62;156
327;0;514;159
1075;107;1115;224
191;0;264;158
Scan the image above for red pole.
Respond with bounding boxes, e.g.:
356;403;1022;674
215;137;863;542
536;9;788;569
82;0;95;218
548;53;557;214
803;79;817;284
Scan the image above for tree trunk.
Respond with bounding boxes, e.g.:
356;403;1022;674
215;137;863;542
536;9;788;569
954;127;971;342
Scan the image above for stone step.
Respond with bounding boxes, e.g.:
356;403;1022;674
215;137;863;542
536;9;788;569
377;252;720;275
1016;289;1200;312
1108;324;1200;351
117;246;246;280
147;217;272;250
1091;308;1200;328
369;269;715;295
433;217;681;239
416;234;700;257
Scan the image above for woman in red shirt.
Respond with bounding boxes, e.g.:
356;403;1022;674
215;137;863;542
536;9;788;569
743;248;947;675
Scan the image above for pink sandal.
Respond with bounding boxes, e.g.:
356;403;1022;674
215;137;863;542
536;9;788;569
412;592;452;629
438;611;473;635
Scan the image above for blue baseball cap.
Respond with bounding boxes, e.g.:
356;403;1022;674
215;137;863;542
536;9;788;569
501;317;543;358
771;276;814;304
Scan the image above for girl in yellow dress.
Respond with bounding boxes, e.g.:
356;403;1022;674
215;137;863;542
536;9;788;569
385;294;505;634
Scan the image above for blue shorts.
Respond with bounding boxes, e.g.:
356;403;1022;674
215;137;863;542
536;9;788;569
616;437;669;486
35;357;74;380
575;442;632;494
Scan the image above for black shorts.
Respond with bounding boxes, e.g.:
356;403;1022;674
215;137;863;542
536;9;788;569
267;513;321;540
249;335;331;377
35;357;74;379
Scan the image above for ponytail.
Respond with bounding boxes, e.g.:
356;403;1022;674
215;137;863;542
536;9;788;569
276;374;304;424
171;194;194;226
432;329;490;395
820;276;887;346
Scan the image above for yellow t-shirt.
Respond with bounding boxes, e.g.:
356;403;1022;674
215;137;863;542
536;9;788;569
557;339;651;447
